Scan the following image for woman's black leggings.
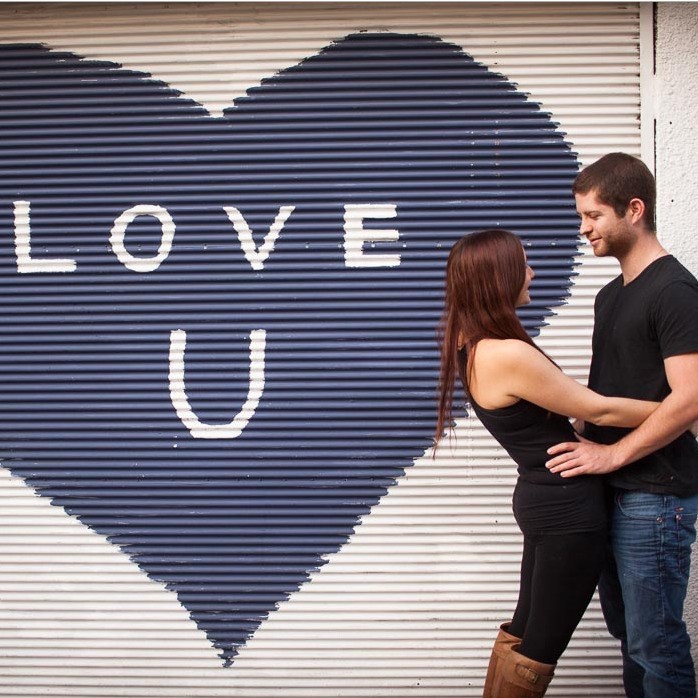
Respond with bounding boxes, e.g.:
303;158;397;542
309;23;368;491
508;530;607;665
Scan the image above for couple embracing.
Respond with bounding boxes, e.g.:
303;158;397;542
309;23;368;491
437;153;698;698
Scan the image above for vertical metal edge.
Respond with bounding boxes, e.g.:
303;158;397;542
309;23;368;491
640;1;656;172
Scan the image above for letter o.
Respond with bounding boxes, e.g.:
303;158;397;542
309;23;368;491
110;204;175;272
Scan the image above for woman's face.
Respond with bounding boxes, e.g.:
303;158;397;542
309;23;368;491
515;247;535;307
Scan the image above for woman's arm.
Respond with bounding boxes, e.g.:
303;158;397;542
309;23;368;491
473;339;659;427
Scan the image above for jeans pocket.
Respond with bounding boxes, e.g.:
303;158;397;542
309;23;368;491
615;490;664;521
672;492;698;520
672;497;698;575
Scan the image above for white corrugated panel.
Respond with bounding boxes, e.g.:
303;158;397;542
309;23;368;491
0;2;641;696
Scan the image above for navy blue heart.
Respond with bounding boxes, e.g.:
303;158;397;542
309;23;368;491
0;33;579;664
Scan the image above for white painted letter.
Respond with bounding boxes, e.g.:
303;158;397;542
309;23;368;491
13;200;77;273
343;204;400;268
169;329;266;439
110;204;175;272
224;205;295;271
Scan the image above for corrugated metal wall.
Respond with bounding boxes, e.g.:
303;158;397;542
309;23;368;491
0;2;642;696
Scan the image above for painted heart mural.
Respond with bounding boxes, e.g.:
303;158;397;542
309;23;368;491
0;32;579;665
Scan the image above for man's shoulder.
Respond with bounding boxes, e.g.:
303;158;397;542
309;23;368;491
661;255;698;286
635;253;695;283
650;256;698;300
595;274;623;305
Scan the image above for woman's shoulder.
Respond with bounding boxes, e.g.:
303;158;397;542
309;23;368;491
475;338;537;363
469;339;544;409
470;339;542;385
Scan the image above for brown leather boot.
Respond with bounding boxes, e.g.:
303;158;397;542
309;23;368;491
482;623;520;698
491;645;555;698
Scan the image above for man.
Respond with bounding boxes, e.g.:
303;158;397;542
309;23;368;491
546;152;698;698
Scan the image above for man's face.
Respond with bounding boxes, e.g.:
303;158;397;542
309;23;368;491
574;189;635;259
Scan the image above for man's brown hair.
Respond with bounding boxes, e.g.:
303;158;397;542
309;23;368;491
573;152;656;231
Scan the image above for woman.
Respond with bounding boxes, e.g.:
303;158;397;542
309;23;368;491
435;229;658;698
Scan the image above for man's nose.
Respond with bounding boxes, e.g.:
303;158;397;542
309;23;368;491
579;222;591;237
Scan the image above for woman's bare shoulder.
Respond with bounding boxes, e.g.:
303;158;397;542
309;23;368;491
475;338;537;363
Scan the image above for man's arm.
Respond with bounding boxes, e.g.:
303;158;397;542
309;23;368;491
546;353;698;477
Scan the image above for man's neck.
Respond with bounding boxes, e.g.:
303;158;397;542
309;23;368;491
618;234;667;284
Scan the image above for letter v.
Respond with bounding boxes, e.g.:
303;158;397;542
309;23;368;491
224;205;295;271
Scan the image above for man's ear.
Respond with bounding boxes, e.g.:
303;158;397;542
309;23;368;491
627;197;647;226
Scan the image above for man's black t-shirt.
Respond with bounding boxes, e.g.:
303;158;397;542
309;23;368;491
585;255;698;496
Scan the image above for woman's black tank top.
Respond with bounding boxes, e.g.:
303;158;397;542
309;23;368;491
468;392;578;485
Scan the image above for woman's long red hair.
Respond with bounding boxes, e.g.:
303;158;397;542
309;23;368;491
435;229;539;446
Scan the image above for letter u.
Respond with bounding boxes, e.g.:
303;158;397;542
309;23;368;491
168;329;266;439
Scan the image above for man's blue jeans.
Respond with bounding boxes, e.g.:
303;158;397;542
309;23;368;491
599;489;698;698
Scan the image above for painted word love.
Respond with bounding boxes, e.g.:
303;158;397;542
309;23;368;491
12;201;401;273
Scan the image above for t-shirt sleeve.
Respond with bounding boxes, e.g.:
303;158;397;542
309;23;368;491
652;279;698;358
